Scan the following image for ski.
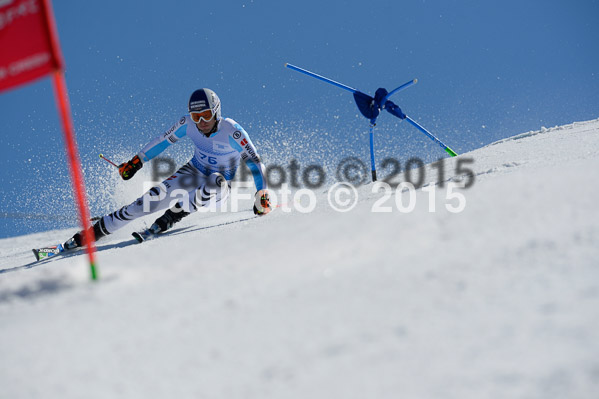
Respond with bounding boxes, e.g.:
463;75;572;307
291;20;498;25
32;236;82;261
132;228;158;243
32;244;68;262
131;211;261;244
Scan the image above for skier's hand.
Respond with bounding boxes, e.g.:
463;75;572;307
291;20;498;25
253;190;272;216
118;155;143;180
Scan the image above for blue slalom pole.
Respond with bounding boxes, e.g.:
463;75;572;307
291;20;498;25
405;116;458;157
369;123;377;181
285;63;358;94
285;63;459;159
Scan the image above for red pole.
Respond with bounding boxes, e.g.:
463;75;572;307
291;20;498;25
51;70;98;280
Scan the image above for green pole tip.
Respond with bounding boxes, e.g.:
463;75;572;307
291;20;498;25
90;263;99;281
445;147;458;157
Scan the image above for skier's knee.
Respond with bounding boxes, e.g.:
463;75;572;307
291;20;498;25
142;184;168;213
194;173;228;209
207;172;227;193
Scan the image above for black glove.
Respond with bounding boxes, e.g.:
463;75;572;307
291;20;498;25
118;155;143;180
253;190;272;216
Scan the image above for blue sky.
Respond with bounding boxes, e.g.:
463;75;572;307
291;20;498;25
1;0;598;238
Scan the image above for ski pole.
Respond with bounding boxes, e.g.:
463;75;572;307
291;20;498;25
99;153;119;168
404;116;458;157
285;63;358;94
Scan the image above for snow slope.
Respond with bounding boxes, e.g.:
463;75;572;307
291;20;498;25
1;119;598;399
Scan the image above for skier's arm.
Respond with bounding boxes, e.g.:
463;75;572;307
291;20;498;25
138;117;188;163
228;124;271;215
228;126;268;192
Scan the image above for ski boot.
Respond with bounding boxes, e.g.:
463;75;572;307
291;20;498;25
64;219;109;249
132;205;190;243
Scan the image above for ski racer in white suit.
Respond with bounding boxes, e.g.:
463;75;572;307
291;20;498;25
64;88;271;249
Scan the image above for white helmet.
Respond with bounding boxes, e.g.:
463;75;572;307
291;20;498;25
188;88;221;121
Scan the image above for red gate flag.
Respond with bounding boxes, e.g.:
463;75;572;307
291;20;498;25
0;0;63;92
0;0;98;280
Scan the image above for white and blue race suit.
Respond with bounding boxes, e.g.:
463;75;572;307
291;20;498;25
99;116;268;234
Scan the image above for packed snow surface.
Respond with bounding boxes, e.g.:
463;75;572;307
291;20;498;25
1;119;598;398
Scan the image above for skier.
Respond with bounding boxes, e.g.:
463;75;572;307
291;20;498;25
64;88;271;248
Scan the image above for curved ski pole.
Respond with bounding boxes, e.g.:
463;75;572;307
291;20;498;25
382;79;418;105
404;116;458;157
285;63;357;94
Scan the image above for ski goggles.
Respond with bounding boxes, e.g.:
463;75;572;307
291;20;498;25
190;109;215;123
